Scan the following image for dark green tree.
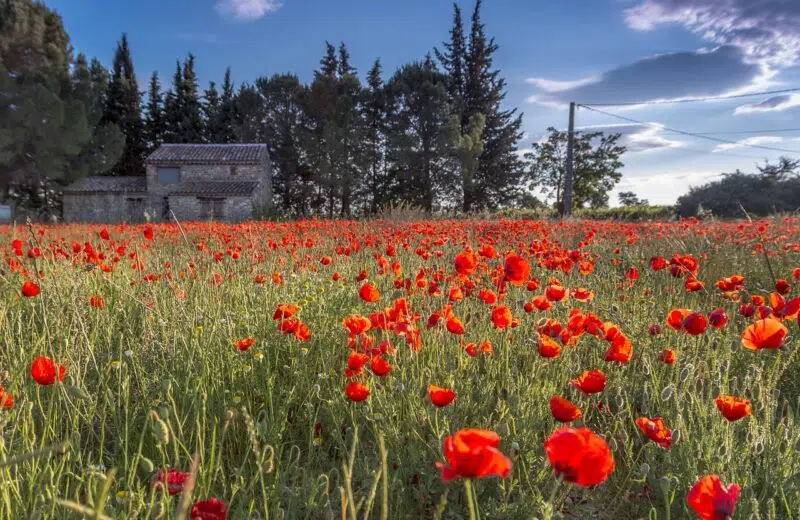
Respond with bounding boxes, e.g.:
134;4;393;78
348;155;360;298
434;2;466;120
618;191;648;207
232;83;265;143
215;67;237;143
526;128;626;210
385;57;457;212
102;33;146;176
257;73;313;215
163;61;184;143
144;71;165;151
0;0;92;202
361;59;388;213
460;0;525;210
179;54;205;142
203;81;220;141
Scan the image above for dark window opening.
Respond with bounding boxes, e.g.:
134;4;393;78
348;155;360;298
162;197;170;220
199;197;226;220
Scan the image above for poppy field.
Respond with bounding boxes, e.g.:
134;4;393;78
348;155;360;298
1;217;799;519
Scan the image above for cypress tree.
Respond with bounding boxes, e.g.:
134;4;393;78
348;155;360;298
215;67;236;143
102;33;146;176
163;61;184;143
203;81;220;142
434;2;467;121
144;71;165;151
180;54;205;142
362;58;387;214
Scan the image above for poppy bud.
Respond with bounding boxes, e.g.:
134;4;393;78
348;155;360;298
658;476;671;491
510;441;520;461
151;413;170;445
679;366;691;382
660;384;675;401
639;463;650;476
139;457;154;474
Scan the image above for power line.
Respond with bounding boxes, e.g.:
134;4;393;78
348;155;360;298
577;104;800;155
579;87;800;107
693;127;800;136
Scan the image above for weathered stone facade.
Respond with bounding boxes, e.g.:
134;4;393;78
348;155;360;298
63;144;272;223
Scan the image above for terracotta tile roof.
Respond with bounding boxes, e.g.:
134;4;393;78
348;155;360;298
147;144;268;164
63;176;147;194
171;181;260;197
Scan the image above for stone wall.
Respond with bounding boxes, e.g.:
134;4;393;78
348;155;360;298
63;193;147;223
167;195;253;222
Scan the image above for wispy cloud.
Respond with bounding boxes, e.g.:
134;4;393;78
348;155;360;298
624;0;800;70
215;0;282;21
713;136;783;152
525;75;601;93
734;94;800;115
578;123;684;153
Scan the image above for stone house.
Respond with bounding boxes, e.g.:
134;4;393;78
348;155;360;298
62;143;272;222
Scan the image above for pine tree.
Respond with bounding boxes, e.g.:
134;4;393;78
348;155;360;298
144;71;165;151
163;61;184;143
461;0;524;210
338;42;355;77
180;54;205;142
102;33;146;176
320;41;338;76
203;81;220;142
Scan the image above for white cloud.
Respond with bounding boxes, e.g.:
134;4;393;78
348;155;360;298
215;0;282;21
624;0;800;70
713;136;783;152
734;94;800;114
613;170;725;205
525;75;601;93
578;123;684;152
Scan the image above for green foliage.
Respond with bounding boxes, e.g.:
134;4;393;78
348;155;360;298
144;71;165;151
526;127;626;210
497;204;677;221
618;191;648;207
677;161;800;218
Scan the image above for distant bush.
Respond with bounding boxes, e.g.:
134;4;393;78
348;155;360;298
676;171;800;218
497;205;676;221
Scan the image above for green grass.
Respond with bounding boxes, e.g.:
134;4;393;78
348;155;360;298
0;218;798;519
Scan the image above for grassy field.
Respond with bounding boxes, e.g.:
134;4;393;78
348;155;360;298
0;217;798;519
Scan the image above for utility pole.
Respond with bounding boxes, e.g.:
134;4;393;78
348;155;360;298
563;101;576;217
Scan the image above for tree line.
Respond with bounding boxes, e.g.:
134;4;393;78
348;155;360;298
1;0;633;218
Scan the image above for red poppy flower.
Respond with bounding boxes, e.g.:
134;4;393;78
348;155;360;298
604;335;632;364
343;315;371;335
650;256;667;270
538;335;562;358
448;286;464;302
345;381;370;402
88;295;105;308
682;313;708;336
741;318;788;350
232;338;256;351
347;351;370;370
666;309;691;330
478;288;497;305
774;278;791;295
570;369;606;395
435;429;512;481
658;349;676;365
715;395;751;422
739;303;755;317
635;417;672;449
545;284;567;302
21;281;41;298
273;303;299;321
549;395;582;423
648;323;662;336
504;253;530;286
687;475;740;520
572;288;594;302
30;356;65;386
454;251;478;276
359;283;380;303
544;427;615;487
152;469;190;496
625;267;639;281
143;225;154;241
428;385;457;407
0;387;13;409
532;294;552;311
708;309;728;329
446;316;465;335
190;498;228;520
370;356;392;377
491;305;513;329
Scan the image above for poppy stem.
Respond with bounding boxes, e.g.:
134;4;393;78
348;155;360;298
464;478;478;520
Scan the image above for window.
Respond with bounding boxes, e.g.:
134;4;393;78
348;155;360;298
199;198;226;220
157;167;180;184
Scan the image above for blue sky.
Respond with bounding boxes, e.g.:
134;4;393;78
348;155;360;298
46;0;800;205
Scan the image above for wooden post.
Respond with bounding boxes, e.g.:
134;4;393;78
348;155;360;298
563;101;575;217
